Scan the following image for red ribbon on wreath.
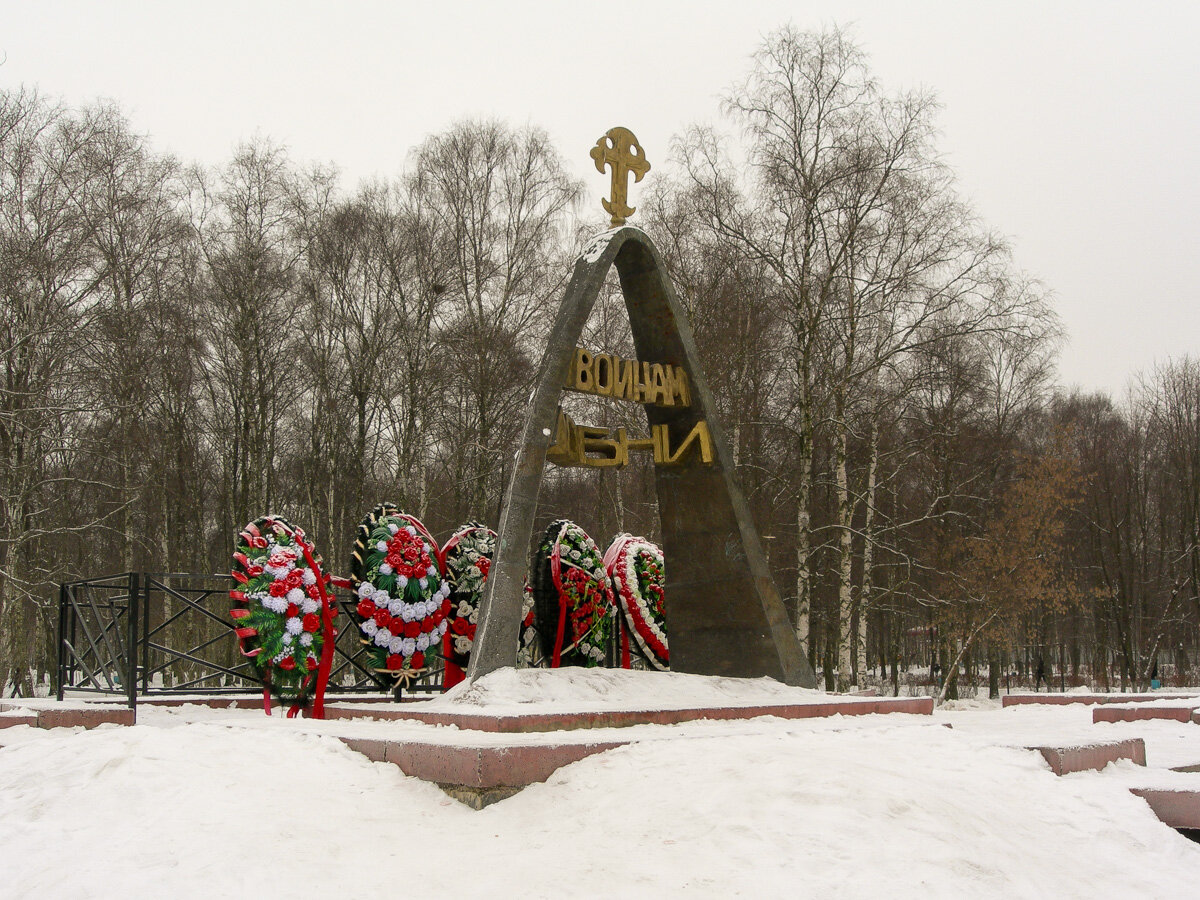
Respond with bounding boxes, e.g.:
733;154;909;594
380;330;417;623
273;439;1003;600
296;539;336;719
602;535;634;669
438;526;468;688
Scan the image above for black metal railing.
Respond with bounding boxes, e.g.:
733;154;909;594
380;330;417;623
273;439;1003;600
58;573;441;708
57;573;139;707
139;573;258;694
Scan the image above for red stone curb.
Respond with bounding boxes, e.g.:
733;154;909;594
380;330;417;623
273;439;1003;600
323;696;933;733
0;713;38;729
37;707;136;729
0;702;135;729
1002;693;1200;707
1092;706;1197;724
1130;788;1200;829
1032;739;1146;775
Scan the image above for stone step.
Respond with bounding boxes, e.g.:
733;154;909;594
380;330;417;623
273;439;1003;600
1092;705;1197;724
322;695;933;733
1030;739;1146;776
1003;693;1200;707
0;702;135;729
0;713;38;729
1130;788;1200;829
339;735;629;808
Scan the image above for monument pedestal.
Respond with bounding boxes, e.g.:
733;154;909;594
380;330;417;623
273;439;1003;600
320;694;933;807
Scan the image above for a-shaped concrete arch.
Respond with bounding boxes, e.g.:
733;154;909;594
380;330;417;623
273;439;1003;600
466;226;817;688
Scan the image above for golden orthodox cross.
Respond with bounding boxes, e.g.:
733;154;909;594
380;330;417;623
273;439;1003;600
590;127;650;227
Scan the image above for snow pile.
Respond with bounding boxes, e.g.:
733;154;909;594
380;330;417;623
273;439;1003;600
2;710;1199;897
434;666;825;712
937;698;1000;711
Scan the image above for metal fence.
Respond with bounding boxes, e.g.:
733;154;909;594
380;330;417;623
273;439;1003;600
57;573;139;707
57;573;435;708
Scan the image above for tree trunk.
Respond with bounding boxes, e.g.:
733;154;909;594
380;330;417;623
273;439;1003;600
857;421;879;682
794;419;813;655
835;416;854;691
988;644;1000;699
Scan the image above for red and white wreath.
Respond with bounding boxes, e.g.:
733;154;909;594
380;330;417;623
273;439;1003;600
604;534;669;670
349;510;450;680
230;515;336;711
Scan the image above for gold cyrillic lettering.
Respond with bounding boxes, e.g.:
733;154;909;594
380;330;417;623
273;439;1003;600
669;366;690;407
579;425;627;467
614;359;635;400
571;348;593;391
655;420;714;466
566;348;693;409
594;354;614;396
647;364;669;405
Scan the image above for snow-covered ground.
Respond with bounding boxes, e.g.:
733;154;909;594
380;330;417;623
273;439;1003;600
2;670;1199;898
434;666;829;710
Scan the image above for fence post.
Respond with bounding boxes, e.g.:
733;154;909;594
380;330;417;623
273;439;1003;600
141;575;152;694
126;573;140;711
56;582;67;701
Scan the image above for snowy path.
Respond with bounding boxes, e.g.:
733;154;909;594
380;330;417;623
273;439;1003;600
2;673;1199;898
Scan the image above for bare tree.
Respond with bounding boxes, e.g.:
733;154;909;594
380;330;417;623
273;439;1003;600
189;140;332;546
294;180;447;561
675;26;1039;690
77;104;196;571
0;89;106;693
408;120;583;520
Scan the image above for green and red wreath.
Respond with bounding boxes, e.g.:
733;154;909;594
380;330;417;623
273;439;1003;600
532;520;615;667
441;522;497;669
604;534;669;670
229;515;336;709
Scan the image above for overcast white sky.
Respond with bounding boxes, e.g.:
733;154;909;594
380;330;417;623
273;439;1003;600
3;1;1198;396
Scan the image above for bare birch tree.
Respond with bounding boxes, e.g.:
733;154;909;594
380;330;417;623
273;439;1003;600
408;120;583;520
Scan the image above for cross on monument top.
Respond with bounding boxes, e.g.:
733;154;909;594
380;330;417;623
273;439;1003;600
590;127;650;227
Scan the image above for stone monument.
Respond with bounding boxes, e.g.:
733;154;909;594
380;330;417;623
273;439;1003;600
466;128;817;688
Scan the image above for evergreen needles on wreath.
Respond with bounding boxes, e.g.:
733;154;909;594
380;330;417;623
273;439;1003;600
441;522;496;669
605;534;669;670
230;516;331;700
532;520;615;667
347;505;450;682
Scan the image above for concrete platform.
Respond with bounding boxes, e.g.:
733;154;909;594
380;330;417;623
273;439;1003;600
322;695;933;733
1002;692;1200;707
9;689;933;807
1031;738;1146;776
327;697;935;807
